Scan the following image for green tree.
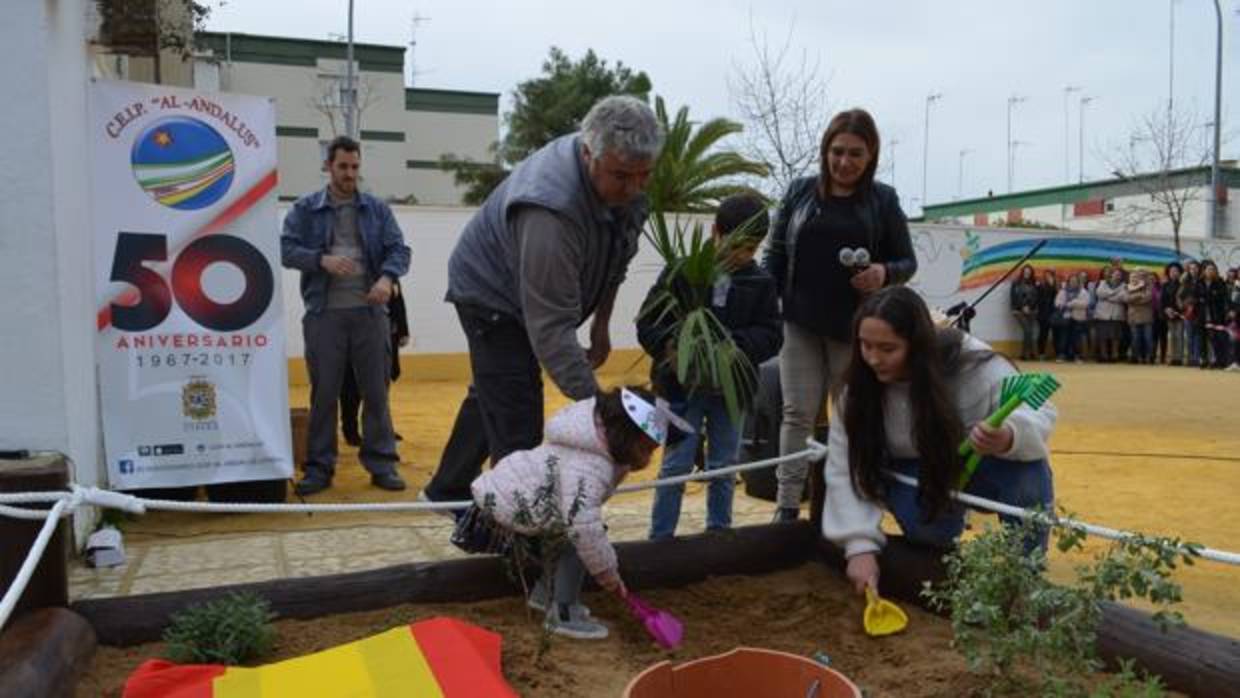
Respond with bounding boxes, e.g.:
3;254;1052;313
504;47;652;162
443;47;652;202
646;96;769;213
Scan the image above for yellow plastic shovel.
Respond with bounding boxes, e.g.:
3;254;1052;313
863;587;908;637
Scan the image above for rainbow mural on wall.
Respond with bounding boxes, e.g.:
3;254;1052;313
958;235;1190;291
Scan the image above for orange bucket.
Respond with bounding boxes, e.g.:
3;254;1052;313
623;647;861;698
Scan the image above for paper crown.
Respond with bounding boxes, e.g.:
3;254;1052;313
620;388;692;445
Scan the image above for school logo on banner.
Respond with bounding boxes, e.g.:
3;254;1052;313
181;377;218;422
91;80;291;490
131;116;236;210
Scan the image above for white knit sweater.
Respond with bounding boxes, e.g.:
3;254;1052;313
471;398;626;578
821;336;1057;558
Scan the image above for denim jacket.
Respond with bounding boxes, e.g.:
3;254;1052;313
280;188;411;314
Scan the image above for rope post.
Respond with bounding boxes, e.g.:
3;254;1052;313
0;455;70;619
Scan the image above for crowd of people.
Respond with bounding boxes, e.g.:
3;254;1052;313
278;95;1074;642
1010;258;1240;370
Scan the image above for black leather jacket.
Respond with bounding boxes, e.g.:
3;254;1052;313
762;176;917;301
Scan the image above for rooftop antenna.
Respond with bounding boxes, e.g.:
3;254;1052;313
409;12;431;87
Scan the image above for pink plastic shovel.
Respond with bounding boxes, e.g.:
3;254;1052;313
623;592;684;650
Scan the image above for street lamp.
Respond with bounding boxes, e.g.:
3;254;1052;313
1006;94;1027;192
1011;141;1030;191
1079;95;1095;183
1063;86;1081;182
957;148;972;200
1208;0;1223;238
343;0;357;139
923;92;942;208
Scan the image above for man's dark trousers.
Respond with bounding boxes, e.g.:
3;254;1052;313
424;304;544;502
304;306;399;479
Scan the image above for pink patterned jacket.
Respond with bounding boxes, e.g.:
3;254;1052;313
471;398;626;578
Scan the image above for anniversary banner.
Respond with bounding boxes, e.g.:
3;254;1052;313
90;79;292;490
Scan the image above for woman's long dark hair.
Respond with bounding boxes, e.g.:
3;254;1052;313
842;287;992;520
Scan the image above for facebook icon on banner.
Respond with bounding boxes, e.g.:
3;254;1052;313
118;459;134;475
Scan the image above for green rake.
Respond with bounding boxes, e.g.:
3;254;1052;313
957;372;1060;489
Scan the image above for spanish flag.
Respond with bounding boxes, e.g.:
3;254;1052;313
123;617;518;698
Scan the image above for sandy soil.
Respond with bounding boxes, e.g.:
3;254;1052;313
79;564;1020;697
119;360;1240;638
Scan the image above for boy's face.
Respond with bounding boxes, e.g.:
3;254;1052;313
714;226;760;271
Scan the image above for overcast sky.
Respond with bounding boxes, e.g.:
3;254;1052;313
206;1;1239;212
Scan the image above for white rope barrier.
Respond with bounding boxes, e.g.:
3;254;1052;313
0;497;71;633
2;439;1238;633
617;445;826;493
803;439;1240;567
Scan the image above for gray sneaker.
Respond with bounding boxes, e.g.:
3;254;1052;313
545;604;609;640
527;578;591;618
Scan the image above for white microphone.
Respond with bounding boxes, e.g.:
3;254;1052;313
838;247;856;268
853;248;871;271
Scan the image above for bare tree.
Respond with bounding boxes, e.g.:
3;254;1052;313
307;72;383;138
728;15;831;199
1105;104;1219;255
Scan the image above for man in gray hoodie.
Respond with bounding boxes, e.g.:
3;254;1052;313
420;96;663;505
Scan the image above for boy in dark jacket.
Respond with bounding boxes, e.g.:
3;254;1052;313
638;194;782;539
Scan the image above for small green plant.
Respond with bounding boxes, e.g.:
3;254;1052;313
492;455;588;658
163;591;277;665
922;512;1199;697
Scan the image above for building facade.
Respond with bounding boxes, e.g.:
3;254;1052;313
922;165;1237;242
193;32;499;205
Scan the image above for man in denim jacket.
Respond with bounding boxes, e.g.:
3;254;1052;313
281;136;411;495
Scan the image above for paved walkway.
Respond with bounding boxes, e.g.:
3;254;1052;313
68;487;781;601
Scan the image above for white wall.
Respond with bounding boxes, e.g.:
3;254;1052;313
279;206;700;357
940;186;1237;240
1;0;102;542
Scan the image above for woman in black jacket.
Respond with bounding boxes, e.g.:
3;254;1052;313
762;108;918;521
1034;269;1059;360
1198;260;1230;369
1010;264;1039;360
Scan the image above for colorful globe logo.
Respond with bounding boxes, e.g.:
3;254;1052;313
131;116;235;210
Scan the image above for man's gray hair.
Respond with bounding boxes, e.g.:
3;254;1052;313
580;95;663;162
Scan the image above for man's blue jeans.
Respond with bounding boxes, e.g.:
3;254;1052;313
884;456;1055;553
649;395;742;540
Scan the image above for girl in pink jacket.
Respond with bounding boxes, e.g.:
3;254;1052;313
457;386;683;640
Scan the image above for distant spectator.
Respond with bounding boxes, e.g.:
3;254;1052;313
1124;270;1155;364
1160;262;1185;366
1035;269;1059;360
1178;261;1202;366
1055;274;1089;363
1199;260;1230;369
1151;268;1167;364
1094;267;1127;363
1009;264;1039;360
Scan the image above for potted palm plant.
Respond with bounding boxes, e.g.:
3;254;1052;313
638;96;770;424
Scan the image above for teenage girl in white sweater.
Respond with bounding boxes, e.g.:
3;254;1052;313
821;287;1057;595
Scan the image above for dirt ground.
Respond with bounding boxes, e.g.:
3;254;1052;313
82;563;1141;698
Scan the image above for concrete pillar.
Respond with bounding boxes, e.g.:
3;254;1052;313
0;1;103;544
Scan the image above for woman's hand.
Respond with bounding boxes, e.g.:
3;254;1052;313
845;553;880;594
850;264;887;293
968;422;1014;456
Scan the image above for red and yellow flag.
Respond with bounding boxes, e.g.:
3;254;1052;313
123;617;518;698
